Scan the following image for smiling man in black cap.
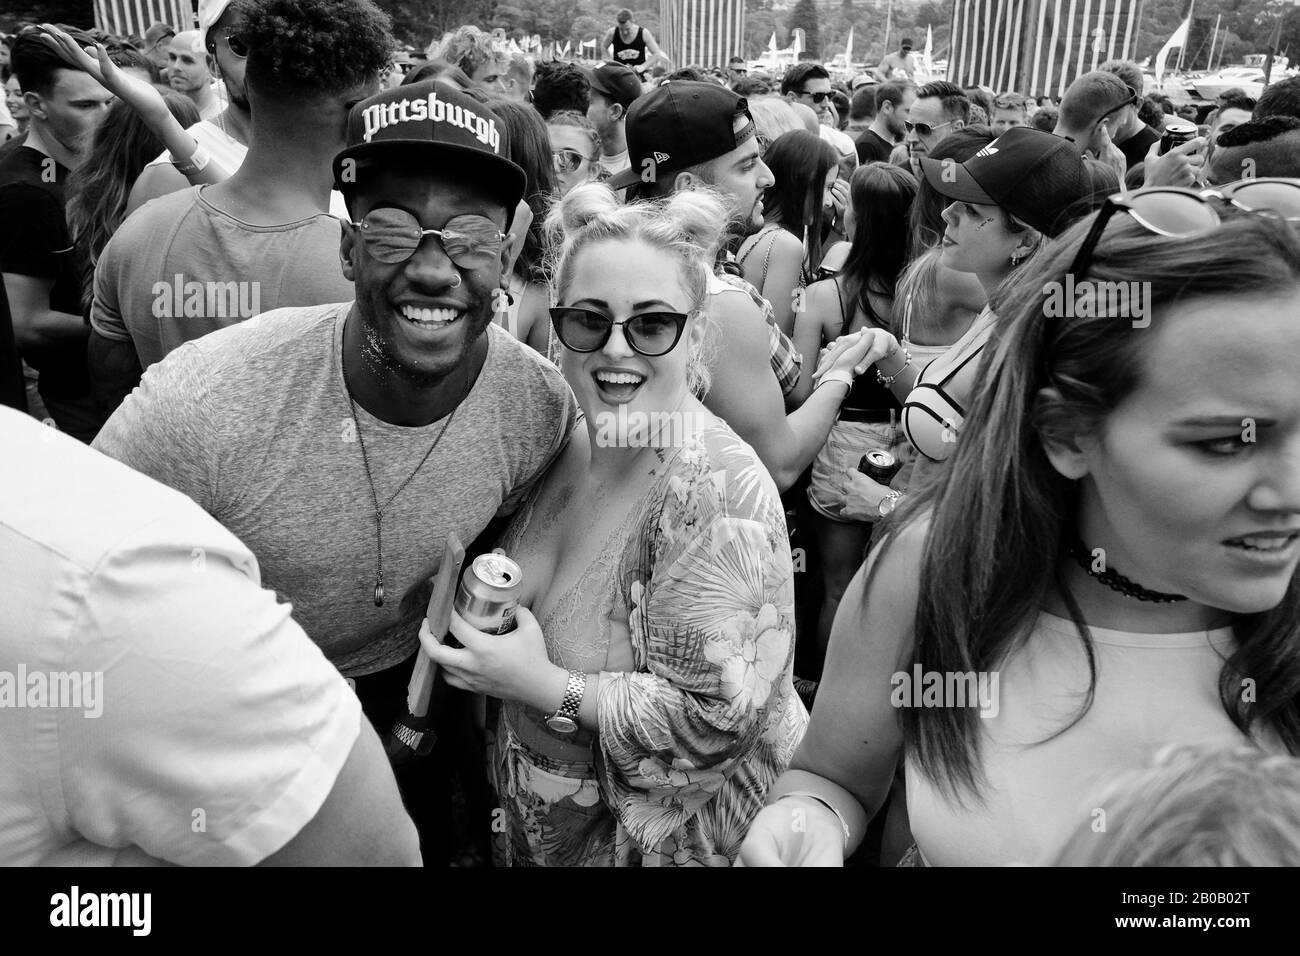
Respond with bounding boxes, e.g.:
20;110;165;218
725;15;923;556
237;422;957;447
94;79;577;862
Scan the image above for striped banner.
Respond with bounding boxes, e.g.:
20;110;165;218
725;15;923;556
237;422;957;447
659;0;745;69
94;0;195;39
948;0;1140;97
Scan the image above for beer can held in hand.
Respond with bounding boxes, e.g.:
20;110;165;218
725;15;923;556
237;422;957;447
858;449;901;485
455;553;522;635
1159;119;1198;155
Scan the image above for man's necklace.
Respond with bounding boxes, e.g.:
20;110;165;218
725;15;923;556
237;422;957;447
343;360;460;607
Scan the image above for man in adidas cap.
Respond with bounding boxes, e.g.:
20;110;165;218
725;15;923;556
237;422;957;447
607;80;885;493
95;78;577;862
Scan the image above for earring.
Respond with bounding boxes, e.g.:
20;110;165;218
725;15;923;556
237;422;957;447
448;274;462;289
1011;249;1026;266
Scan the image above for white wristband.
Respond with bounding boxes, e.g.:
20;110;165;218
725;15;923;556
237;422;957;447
777;791;851;850
171;141;211;176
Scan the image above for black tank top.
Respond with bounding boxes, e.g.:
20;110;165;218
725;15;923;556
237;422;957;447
612;26;647;67
835;277;900;413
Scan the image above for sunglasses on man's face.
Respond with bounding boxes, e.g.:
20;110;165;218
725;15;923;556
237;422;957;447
222;30;249;58
905;119;955;138
552;148;593;174
1068;179;1300;281
550;307;689;357
351;207;505;268
798;89;830;104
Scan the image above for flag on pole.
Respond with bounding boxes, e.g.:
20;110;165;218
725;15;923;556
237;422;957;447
924;24;934;78
845;25;854;67
1154;16;1190;87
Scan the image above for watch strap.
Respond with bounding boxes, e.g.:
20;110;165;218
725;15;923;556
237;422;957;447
551;670;586;727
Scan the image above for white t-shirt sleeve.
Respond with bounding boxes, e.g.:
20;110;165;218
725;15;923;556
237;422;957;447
49;511;361;866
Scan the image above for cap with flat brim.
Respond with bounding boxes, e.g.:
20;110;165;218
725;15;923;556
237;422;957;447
918;155;998;205
917;126;1091;237
333;81;526;221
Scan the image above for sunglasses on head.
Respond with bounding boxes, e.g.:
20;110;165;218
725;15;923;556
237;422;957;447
1068;179;1300;282
552;148;593;173
798;89;830;104
905;119;955;137
350;207;505;268
549;307;690;356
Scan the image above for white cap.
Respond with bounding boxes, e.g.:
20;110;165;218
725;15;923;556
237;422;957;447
198;0;234;47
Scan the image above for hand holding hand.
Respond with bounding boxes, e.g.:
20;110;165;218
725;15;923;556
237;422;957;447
813;328;902;384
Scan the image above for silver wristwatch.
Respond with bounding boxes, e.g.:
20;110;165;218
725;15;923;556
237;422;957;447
877;490;904;518
546;670;586;735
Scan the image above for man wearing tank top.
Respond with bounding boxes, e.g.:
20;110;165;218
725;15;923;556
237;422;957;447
602;9;669;78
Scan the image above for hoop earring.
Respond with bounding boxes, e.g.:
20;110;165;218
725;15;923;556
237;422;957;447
448;274;462;289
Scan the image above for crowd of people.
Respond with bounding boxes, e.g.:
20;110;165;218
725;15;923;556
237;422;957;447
2;0;1299;869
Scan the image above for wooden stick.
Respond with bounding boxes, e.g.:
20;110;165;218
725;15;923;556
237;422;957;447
407;532;464;717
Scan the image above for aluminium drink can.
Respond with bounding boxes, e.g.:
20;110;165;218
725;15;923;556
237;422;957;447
455;553;522;634
858;449;901;485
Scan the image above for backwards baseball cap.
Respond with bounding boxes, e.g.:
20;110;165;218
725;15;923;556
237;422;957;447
198;0;234;47
333;79;526;219
608;80;756;191
918;126;1091;237
587;62;642;110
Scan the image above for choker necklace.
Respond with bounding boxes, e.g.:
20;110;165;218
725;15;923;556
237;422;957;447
1066;537;1188;604
343;357;459;607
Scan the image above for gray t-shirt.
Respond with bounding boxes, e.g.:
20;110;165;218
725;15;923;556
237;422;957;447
90;186;355;369
93;303;578;676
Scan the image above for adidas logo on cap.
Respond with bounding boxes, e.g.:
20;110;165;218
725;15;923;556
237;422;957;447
975;144;999;158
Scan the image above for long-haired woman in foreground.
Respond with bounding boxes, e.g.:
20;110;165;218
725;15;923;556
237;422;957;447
740;192;1300;866
425;183;807;866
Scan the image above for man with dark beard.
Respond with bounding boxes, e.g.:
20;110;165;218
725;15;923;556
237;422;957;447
126;0;250;212
92;79;578;863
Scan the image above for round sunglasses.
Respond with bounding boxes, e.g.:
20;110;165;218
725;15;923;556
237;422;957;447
552;148;595;174
350;207;505;268
549;307;690;356
1069;179;1300;281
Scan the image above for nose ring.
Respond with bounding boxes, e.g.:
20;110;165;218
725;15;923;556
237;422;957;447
448;274;462;289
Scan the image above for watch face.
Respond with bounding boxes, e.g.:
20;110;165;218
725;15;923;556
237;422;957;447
547;715;579;735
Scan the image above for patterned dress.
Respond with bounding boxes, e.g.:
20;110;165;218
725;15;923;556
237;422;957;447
491;419;808;866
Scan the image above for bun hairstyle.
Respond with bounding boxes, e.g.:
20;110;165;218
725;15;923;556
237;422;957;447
545;182;728;395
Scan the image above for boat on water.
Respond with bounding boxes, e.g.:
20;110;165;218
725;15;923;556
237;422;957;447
1185;56;1293;100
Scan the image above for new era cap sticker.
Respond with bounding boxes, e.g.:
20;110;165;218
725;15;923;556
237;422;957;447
653;151;669;162
361;88;502;153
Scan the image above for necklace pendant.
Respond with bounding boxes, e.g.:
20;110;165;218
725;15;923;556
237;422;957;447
374;580;385;607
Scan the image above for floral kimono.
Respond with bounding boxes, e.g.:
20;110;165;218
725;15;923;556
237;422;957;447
490;419;808;866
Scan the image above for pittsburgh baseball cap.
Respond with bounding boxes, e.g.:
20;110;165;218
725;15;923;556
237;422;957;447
587;62;642;110
333;80;526;218
607;80;756;191
918;126;1091;237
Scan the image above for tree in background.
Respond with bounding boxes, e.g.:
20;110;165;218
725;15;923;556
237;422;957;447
787;0;819;59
